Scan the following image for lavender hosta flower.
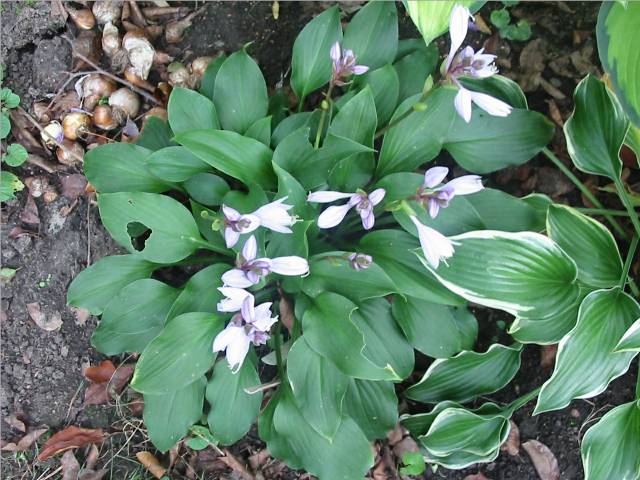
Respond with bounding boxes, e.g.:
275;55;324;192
348;253;372;271
213;295;278;372
410;216;454;269
307;188;386;230
222;205;260;248
330;42;369;86
444;4;512;123
217;287;252;313
418;166;483;218
222;235;309;288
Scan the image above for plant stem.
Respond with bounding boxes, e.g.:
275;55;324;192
542;147;627;239
614;177;640;239
374;90;431;140
188;237;232;256
575;208;630;217
314;84;334;149
274;323;286;380
619;235;639;291
505;386;541;416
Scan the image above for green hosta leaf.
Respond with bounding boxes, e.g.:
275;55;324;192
136;116;176;151
356;64;400;126
272;127;324;190
167;264;230;320
392;296;477;358
547;204;623;288
245;116;272;146
199;54;226;100
167;87;220;134
581;401;640;480
343;378;398;440
343;1;398;70
272;386;374;480
206;359;262;445
400;452;426;476
360;230;464;305
183;173;229;207
615;318;640;352
459;75;528;109
98;192;204;264
535;288;640;414
302;292;401;381
287;336;348;439
176;129;276;190
272;112;314;147
146;146;210;183
302;253;397;303
85;143;168;193
406;344;522;403
564;75;628;180
214;50;268;133
290;6;342;101
143;378;206;452
597;2;640;125
0;171;24;202
273;162;315;220
92;279;179;355
67;254;155;315
4;143;28;167
376;88;553;177
186;425;219;451
393;44;438;103
421;231;580;320
405;0;478;46
467;188;547;232
131;312;223;394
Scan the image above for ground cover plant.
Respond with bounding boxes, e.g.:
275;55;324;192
59;1;640;478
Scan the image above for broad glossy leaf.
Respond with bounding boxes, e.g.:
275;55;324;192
393;44;438;102
176;129;276;189
597;2;640;125
213;50;268;133
199;54;226;100
459;75;528;109
144;378;205;452
67;254;155;315
356;64;400;126
406;344;521;403
167;264;230;320
360;230;464;305
303;253;397;303
272;127;325;190
92;279;179;355
547;204;623;288
131;312;223;394
136;116;176;151
421;231;580;319
167;87;220;133
271;112;314;147
392;296;477;358
581;401;640;480
85;143;167;193
287;337;348;439
405;0;478;46
564;75;628;180
343;1;398;70
98;192;204;264
272;386;374;479
468;188;546;232
273;162;315;220
376;88;553;177
183;173;230;207
535;288;640;414
146;146;211;183
343;378;398;440
615;318;640;352
353;298;415;380
290;6;342;101
206;359;262;445
259;390;302;468
302;292;401;381
245;116;272;146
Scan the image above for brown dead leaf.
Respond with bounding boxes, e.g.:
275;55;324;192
522;439;560;480
71;307;91;326
4;413;26;432
79;470;108;480
540;344;558;369
27;303;63;331
1;428;48;453
392;435;419;459
278;294;295;333
86;444;100;470
84;360;116;383
61;450;81;480
61;174;88;201
546;99;564;127
136;451;167;479
248;449;270;471
20;194;40;226
37;426;105;461
464;474;491;480
221;448;255;480
386;424;404;446
500;420;520;456
474;13;492;35
84;363;135;405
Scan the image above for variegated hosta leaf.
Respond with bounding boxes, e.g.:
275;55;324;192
535;288;640;414
418;230;580;320
614;318;640;352
405;344;522;404
404;0;478;46
547;204;622;288
581;401;640;480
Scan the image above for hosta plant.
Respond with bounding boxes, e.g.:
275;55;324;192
67;1;640;478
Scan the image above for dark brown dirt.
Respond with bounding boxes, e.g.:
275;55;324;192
1;2;636;480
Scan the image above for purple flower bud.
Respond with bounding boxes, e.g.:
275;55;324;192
348;253;373;271
308;188;385;230
330;42;369;86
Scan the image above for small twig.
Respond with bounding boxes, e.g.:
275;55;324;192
45;70;98;112
36;466;63;480
62;35;161;106
26;154;57;174
17;107;85;164
87;200;92;266
222;449;255;480
142;6;190;19
128;0;148;27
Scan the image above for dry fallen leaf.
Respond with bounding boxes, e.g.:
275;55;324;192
37;426;105;461
136;451;167;479
540;344;558;369
84;360;116;383
26;303;64;331
4;413;27;433
1;428;48;453
248;449;270;471
61;450;81;480
501;420;521;456
221;448;255;480
523;439;560;480
61;174;88;201
20;194;40;226
84;362;135;405
71;307;91;326
79;470;108;480
463;473;491;480
278;295;295;333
